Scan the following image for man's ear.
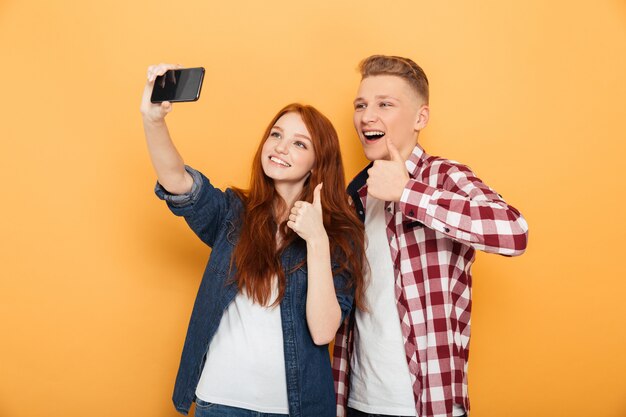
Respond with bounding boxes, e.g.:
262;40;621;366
414;104;430;132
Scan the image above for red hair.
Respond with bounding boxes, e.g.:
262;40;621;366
232;103;365;309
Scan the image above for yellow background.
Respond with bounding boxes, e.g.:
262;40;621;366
1;0;625;416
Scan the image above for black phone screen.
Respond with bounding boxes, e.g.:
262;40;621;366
150;67;205;103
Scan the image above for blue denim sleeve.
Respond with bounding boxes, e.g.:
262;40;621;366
154;165;203;209
154;165;231;247
332;266;355;323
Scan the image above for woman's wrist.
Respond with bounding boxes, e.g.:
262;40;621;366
306;232;329;252
142;114;166;126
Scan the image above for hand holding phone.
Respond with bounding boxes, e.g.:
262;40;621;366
150;67;205;103
141;64;204;123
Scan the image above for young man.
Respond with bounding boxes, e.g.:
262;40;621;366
333;55;529;417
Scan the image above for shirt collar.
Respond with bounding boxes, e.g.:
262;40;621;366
405;143;429;179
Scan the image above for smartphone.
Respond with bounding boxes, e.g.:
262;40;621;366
150;67;205;103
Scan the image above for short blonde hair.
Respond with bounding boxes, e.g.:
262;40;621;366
359;55;429;103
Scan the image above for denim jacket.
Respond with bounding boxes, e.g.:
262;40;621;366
155;166;354;417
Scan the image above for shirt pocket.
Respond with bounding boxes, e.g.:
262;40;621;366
403;220;424;232
225;219;240;246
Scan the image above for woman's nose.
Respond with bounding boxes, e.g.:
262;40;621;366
275;140;288;154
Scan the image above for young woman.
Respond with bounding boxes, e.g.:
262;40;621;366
141;63;365;417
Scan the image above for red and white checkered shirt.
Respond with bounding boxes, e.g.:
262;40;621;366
333;144;528;417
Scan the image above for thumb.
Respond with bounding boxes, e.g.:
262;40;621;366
386;136;403;162
312;183;323;210
161;101;173;114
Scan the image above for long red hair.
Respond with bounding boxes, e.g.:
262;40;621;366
232;103;365;309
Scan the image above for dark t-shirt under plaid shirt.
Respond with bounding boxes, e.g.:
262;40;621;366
333;144;529;417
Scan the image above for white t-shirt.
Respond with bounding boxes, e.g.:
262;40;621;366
348;197;465;417
195;281;289;414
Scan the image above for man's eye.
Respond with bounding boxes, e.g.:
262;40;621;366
380;102;391;107
354;103;366;110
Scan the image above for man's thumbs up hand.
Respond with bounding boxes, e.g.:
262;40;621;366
366;137;410;201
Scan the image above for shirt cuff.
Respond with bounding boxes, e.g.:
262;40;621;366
399;179;434;219
154;165;203;208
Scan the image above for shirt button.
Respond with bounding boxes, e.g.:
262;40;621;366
409;210;415;216
444;227;450;233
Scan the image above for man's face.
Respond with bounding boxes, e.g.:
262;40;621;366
353;75;427;161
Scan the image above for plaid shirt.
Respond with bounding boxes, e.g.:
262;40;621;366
333;144;528;417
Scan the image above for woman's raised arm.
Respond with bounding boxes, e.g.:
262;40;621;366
140;63;193;195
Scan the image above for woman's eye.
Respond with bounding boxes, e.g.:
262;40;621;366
294;141;307;149
270;131;281;139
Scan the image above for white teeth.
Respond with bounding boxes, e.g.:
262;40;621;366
364;131;385;137
270;156;291;167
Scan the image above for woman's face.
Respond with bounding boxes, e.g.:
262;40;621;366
261;112;316;188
